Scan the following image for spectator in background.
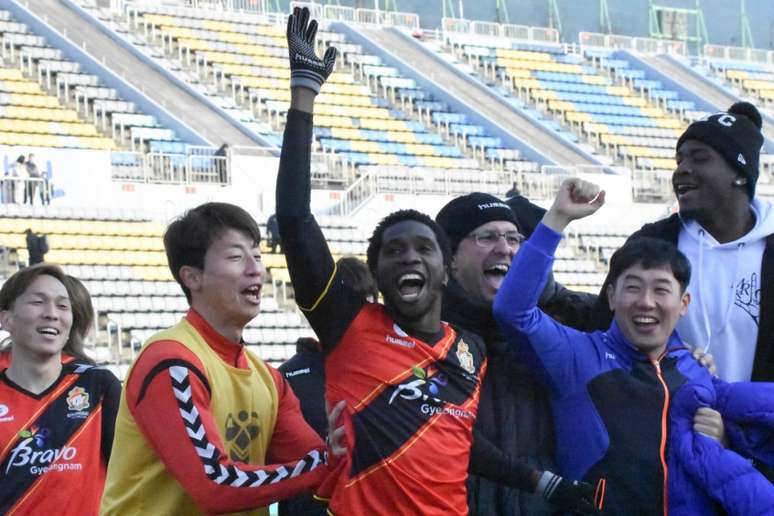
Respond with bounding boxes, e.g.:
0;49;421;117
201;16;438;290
592;102;774;384
24;153;40;205
278;256;378;516
40;162;51;205
504;181;521;199
266;213;281;253
25;228;47;266
215;143;229;183
0;264;121;514
5;155;25;204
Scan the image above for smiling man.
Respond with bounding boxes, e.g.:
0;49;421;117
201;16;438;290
437;193;599;515
276;8;487;514
592;102;774;384
101;203;331;515
494;178;774;514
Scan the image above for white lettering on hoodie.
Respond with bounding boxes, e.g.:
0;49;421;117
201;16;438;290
676;198;774;381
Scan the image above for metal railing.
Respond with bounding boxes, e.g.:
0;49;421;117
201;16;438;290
111;150;228;184
631;169;673;203
0;177;50;205
704;43;774;64
327;171;376;216
578;32;686;56
442;17;560;44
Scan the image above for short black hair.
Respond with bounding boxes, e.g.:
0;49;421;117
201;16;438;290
608;237;691;292
366;209;451;277
164;202;261;302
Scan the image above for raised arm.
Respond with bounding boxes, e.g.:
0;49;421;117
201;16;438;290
276;7;362;349
492;179;605;391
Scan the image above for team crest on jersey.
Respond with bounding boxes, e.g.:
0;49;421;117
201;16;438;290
225;411;261;462
456;340;475;374
66;387;90;419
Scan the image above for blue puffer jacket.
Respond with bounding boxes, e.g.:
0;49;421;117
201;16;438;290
669;379;774;516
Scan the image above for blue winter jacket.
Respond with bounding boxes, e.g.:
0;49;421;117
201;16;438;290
669;379;774;515
493;223;774;515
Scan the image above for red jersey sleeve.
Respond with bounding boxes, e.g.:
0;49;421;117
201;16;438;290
265;366;325;464
125;341;327;514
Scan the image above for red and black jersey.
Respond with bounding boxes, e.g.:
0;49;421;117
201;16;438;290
317;304;487;514
277;108;488;514
0;362;121;515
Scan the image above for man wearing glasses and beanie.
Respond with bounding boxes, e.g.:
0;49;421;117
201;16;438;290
436;193;598;515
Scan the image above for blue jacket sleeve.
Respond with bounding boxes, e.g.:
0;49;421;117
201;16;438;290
714;380;774;467
492;223;595;396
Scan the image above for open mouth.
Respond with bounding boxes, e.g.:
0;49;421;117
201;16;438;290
397;272;425;301
632;315;659;332
37;327;60;337
241;285;262;304
484;263;509;280
674;183;697;198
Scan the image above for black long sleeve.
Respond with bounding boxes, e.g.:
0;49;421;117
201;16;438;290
100;373;122;464
275;109;364;349
469;428;538;491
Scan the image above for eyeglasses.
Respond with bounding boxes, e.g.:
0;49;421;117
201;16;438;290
468;230;524;249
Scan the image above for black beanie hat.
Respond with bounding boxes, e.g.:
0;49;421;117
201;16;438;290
436;192;520;252
676;102;764;197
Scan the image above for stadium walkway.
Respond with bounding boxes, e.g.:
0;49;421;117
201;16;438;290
360;27;601;167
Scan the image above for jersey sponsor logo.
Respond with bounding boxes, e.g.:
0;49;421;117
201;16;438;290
0;404;13;423
224;410;260;462
388;365;446;404
5;426;81;475
387;365;470;418
456;340;475;374
420;403;472;419
66;386;90;419
605;352;617;361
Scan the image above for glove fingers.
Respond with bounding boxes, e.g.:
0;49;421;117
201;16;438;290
305;19;318;46
323;46;337;70
297;6;309;37
286;9;295;39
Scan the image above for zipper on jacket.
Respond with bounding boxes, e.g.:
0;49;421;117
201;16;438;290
651;359;670;516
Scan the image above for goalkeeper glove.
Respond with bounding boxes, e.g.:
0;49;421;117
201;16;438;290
537;471;601;515
286;6;337;94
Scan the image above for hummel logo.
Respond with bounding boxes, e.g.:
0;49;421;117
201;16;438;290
738;153;746;165
605;352;616;360
386;335;415;349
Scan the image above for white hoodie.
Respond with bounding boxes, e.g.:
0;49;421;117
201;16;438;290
676;198;774;381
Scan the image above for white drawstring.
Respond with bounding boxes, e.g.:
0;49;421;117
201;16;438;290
698;228;744;353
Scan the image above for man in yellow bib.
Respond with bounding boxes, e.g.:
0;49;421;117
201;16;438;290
101;203;332;515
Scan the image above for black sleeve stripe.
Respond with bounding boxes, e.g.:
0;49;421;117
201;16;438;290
168;365;325;488
136;358;211;406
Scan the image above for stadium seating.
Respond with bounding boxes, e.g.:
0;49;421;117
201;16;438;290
0;8;184;152
125;4;533;182
706;57;774;105
451;34;694;177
